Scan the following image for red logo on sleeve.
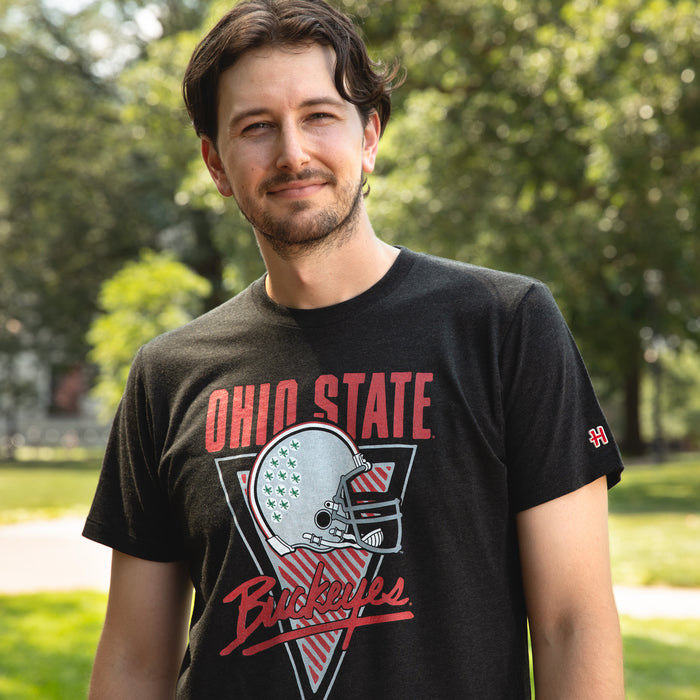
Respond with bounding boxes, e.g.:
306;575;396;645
588;426;608;448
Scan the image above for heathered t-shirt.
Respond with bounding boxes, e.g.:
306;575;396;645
84;247;623;698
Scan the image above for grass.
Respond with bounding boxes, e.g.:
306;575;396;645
0;458;101;525
3;452;698;587
609;458;700;587
0;597;698;700
0;453;699;698
622;616;700;700
0;592;106;699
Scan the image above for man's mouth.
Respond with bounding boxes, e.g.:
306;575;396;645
261;169;336;200
267;180;326;198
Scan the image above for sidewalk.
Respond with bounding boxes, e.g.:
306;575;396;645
1;517;700;620
613;584;700;619
0;517;110;593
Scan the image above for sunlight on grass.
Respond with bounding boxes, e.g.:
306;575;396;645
610;460;700;514
13;447;105;463
610;512;700;587
609;459;700;588
0;596;698;699
0;458;698;698
0;466;101;525
622;616;700;700
0;592;106;700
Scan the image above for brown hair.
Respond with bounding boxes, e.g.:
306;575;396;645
182;0;402;145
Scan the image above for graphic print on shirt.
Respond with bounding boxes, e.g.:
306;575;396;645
214;422;416;699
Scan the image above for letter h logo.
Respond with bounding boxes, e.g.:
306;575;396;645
588;426;608;448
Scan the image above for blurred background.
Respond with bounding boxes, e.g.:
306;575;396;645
0;0;699;697
1;0;699;459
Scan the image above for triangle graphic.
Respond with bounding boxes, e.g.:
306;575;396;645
216;440;416;698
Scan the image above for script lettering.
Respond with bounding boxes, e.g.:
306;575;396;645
220;562;413;657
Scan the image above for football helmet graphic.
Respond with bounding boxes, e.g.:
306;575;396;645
248;422;402;556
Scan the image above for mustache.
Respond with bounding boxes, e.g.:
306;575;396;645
259;169;337;194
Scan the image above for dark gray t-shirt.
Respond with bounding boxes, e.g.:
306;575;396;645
84;248;623;699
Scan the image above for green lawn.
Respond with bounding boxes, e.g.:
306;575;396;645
0;592;106;700
3;452;698;588
0;459;101;524
622;616;700;700
0;454;699;698
0;595;698;700
609;458;700;588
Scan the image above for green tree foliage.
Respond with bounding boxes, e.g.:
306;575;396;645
351;0;700;452
641;343;700;450
3;0;699;452
0;0;175;366
0;0;256;432
115;16;264;308
0;0;235;358
0;0;260;425
87;249;211;418
1;0;152;450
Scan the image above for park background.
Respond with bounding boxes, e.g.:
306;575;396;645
1;0;699;697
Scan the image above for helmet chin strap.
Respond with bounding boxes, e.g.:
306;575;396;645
302;530;362;551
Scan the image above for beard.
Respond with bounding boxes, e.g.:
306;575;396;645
234;169;364;258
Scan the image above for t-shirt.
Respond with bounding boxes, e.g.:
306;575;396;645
84;247;623;699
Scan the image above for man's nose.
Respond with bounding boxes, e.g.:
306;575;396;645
276;125;311;172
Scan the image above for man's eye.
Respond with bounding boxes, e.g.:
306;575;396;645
242;122;272;134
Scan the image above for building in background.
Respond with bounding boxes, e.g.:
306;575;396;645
0;352;109;459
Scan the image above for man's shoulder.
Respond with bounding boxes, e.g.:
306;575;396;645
138;279;260;363
403;248;548;309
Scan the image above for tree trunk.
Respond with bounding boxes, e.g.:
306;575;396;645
190;209;226;311
622;362;645;455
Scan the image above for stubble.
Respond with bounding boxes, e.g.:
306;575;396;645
235;169;365;259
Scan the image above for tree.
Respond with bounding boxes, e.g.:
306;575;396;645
349;0;700;453
87;249;211;418
5;0;698;452
0;0;250;419
0;0;170;367
641;341;700;452
1;0;264;430
114;17;265;309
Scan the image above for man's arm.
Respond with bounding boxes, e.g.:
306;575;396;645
89;551;193;699
517;475;624;699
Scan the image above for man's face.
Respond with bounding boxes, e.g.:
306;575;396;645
202;44;380;256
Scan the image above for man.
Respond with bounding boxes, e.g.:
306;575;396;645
84;0;625;697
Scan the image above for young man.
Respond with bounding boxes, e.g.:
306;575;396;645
84;0;625;697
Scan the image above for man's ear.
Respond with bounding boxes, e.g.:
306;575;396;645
361;111;381;175
201;137;233;197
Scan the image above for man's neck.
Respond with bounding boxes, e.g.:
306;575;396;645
257;218;399;309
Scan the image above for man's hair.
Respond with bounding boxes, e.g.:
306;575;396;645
182;0;402;145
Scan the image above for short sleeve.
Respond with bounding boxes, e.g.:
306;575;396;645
82;348;185;561
500;282;623;512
